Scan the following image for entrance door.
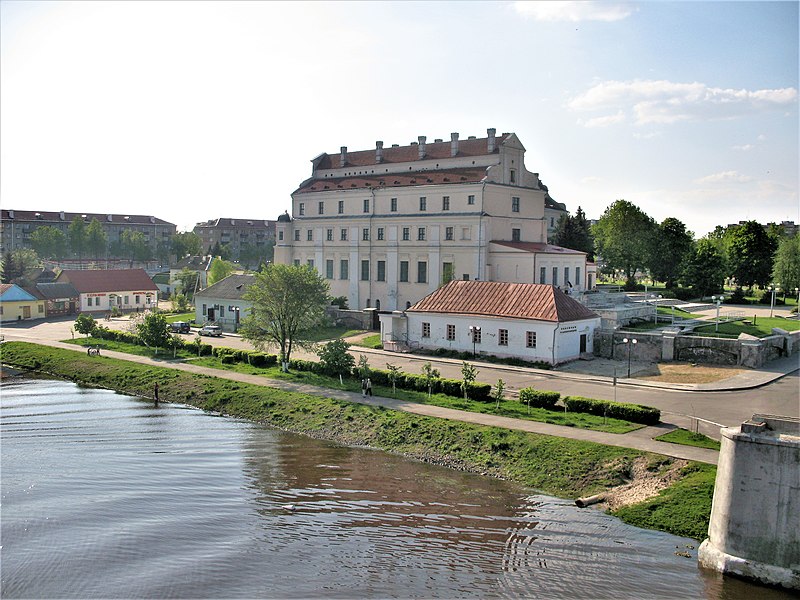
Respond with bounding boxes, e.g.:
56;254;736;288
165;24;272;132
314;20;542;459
22;306;31;319
207;307;215;322
580;334;587;353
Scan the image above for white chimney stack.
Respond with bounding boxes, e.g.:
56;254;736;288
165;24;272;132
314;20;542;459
451;132;459;157
418;136;426;159
375;141;384;162
487;128;496;153
340;146;347;167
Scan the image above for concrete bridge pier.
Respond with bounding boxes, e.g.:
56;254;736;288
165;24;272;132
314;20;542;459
698;414;800;590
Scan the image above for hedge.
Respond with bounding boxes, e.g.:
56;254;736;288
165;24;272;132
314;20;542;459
563;396;661;425
518;388;560;409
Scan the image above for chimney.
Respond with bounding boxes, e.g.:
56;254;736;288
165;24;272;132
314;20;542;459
418;136;426;159
340;146;347;167
375;141;384;163
59;211;65;221
487;128;496;153
451;132;459;157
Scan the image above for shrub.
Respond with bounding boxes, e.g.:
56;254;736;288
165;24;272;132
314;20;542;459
564;396;660;425
724;287;747;305
667;287;696;301
518;388;560;409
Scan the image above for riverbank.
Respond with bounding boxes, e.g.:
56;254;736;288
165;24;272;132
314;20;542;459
0;341;715;539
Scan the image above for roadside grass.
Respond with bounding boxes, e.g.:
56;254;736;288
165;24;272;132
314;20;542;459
655;429;721;451
353;334;382;348
692;317;799;338
305;326;365;343
164;312;195;323
66;337;196;360
0;341;714;539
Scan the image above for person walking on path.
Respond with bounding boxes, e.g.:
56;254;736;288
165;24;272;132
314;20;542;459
365;378;373;397
361;378;367;398
154;382;159;406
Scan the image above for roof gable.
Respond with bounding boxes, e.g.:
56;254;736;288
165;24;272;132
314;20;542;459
55;269;159;293
0;283;38;302
195;274;255;300
408;280;597;323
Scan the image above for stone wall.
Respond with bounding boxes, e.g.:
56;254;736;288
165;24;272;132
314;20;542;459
325;306;373;330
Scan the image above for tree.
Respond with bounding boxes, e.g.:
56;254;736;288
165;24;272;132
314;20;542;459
357;354;371;380
726;221;777;289
317;339;355;385
121;230;151;267
682;239;725;298
421;362;440;399
74;313;97;337
172;232;202;259
208;258;235;286
68;217;88;264
460;361;478;400
648;217;694;288
173;268;199;299
552;206;594;260
171;292;189;312
1;249;39;283
239;263;330;371
166;333;185;358
772;235;800;292
386;363;403;397
86;219;108;260
30;226;68;260
136;312;171;354
493;379;505;410
592;200;656;288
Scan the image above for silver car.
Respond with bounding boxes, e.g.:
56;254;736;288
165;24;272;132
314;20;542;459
199;325;222;337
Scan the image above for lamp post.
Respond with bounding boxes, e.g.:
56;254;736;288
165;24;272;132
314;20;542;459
468;325;481;358
654;294;662;323
795;288;799;314
621;337;637;378
711;295;724;333
768;285;780;318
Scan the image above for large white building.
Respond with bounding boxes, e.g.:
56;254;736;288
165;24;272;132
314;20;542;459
275;128;592;311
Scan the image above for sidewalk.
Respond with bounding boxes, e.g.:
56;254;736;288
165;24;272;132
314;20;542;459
2;336;719;464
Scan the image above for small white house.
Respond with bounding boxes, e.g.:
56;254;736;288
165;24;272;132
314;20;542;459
55;269;159;313
379;280;600;365
194;274;254;332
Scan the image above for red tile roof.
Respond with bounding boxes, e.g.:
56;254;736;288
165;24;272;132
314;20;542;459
295;167;489;194
315;134;510;170
1;209;174;226
408;280;598;323
491;241;587;255
55;269;159;293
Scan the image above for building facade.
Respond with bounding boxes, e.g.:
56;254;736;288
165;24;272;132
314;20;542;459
194;218;276;263
55;269;159;313
0;283;46;322
275;128;588;311
194;274;254;331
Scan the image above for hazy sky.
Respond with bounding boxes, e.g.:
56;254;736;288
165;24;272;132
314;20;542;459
1;1;797;236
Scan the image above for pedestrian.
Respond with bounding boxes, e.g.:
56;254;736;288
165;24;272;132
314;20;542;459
365;378;372;397
361;378;367;398
154;382;159;406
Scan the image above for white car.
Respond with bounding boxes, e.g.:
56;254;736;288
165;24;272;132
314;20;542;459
199;325;222;337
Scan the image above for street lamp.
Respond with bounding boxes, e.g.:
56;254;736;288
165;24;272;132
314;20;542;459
621;337;637;378
768;285;780;318
653;294;662;324
468;325;481;358
711;295;724;333
795;288;799;315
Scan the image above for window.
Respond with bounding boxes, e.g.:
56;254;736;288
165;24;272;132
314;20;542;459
278;230;284;241
510;169;516;184
471;327;482;344
468;194;475;205
377;227;384;241
340;259;349;280
512;197;520;212
338;200;344;214
202;303;207;316
377;260;386;281
135;295;141;304
399;261;409;282
445;226;454;241
499;329;509;346
38;304;44;313
417;261;427;283
362;228;370;241
390;198;397;212
293;259;300;266
422;322;431;338
552;267;558;286
442;262;454;284
124;295;129;304
307;259;314;268
326;259;334;279
361;260;370;280
512;228;521;241
363;198;370;213
299;202;305;216
461;227;471;240
446;324;456;341
318;201;324;215
575;267;581;287
419;197;427;211
326;228;333;241
564;267;570;285
551;217;555;227
294;230;301;241
418;227;426;241
540;266;546;284
526;331;537;348
442;196;450;211
402;227;410;241
463;273;470;280
307;229;313;241
340;228;348;241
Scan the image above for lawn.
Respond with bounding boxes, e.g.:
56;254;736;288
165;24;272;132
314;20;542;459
354;334;382;348
655;429;721;450
164;312;195;323
305;326;365;343
67;337;195;360
692;316;799;338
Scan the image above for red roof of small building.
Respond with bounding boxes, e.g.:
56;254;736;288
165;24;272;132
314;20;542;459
55;269;159;294
490;241;587;255
295;167;489;194
408;280;598;323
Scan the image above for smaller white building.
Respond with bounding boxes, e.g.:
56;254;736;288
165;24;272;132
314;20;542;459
55;269;159;313
194;274;254;332
379;280;600;365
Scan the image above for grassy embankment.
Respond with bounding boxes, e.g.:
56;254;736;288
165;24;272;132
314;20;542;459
0;341;715;540
656;429;721;451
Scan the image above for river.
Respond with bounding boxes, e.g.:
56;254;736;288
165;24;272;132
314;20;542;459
1;378;791;599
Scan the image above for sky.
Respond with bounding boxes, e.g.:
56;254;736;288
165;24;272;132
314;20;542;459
1;1;797;237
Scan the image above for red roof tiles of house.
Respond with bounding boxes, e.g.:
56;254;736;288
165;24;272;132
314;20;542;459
407;280;598;323
296;167;489;194
1;209;173;226
55;269;159;293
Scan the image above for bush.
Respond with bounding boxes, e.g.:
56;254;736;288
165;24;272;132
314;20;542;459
563;396;660;425
723;287;747;305
667;287;696;301
518;388;560;409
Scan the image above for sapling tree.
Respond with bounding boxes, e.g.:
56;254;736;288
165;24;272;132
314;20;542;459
137;312;170;355
493;379;505;410
421;362;440;399
386;363;403;397
460;361;478;400
317;339;355;385
74;314;96;338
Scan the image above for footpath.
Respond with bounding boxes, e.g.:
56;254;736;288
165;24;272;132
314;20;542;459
0;335;726;465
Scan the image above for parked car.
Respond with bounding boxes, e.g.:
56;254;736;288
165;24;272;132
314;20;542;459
169;321;191;334
199;324;222;337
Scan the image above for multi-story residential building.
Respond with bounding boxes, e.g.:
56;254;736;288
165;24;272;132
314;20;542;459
275;128;591;311
193;218;276;263
0;210;175;259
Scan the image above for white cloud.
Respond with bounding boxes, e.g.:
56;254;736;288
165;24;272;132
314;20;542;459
633;130;661;140
732;144;754;151
695;171;753;184
568;80;798;126
512;1;633;22
579;111;626;128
